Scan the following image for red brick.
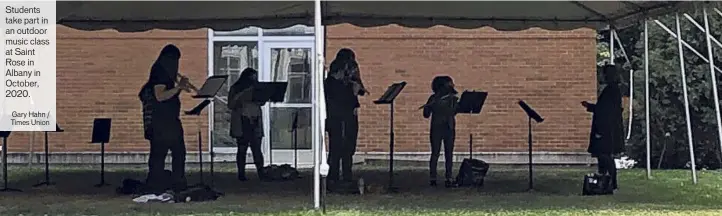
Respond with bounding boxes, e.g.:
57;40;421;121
9;24;595;156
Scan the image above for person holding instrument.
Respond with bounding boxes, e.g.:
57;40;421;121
138;44;192;193
422;76;459;188
228;68;267;181
325;48;368;191
581;64;623;191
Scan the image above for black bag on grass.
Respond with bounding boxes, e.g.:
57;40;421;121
455;158;490;187
582;173;613;196
262;164;300;181
174;185;223;203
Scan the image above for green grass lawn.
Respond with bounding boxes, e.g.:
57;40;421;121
0;164;721;216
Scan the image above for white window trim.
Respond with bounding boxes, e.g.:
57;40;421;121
207;27;322;160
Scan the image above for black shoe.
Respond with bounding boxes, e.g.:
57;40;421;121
445;179;454;188
430;180;437;187
238;175;248;182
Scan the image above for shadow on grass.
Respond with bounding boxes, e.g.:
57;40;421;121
0;164;721;215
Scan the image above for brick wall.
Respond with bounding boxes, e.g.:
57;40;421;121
3;26;209;153
326;24;597;153
11;24;596;157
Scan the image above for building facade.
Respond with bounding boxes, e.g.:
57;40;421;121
5;24;598;165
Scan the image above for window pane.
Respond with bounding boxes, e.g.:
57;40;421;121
270;48;311;103
270;107;312;150
262;25;314;36
212;41;258;148
214;27;259;36
212;99;235;148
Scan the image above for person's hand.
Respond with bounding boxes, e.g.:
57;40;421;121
353;108;359;116
359;88;370;96
178;76;191;92
594;133;602;139
581;101;590;108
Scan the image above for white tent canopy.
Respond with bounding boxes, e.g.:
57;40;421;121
58;1;696;32
56;0;718;210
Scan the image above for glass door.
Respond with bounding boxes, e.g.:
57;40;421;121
261;42;315;166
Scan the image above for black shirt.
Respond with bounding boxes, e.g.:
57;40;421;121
147;64;183;140
324;77;359;118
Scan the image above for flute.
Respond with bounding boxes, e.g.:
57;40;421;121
176;74;197;92
175;73;229;104
418;93;454;110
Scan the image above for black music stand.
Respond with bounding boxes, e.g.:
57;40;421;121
185;75;228;187
33;124;64;187
91;118;112;187
373;81;407;193
518;101;544;191
252;82;287;166
0;131;20;192
457;91;488;159
291;110;300;169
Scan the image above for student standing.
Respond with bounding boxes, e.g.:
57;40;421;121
422;76;459;188
325;48;368;188
229;68;267;181
139;44;191;193
581;64;624;191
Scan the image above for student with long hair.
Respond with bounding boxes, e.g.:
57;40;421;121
138;44;191;193
581;64;624;191
228;68;267;181
325;48;368;188
422;76;459;188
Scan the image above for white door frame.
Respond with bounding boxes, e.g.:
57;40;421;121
261;41;315;166
207;27;318;166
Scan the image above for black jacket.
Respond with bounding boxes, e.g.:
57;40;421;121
324;77;359;119
423;93;459;131
586;84;624;156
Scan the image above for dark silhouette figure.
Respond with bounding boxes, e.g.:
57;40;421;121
422;76;459;188
325;48;367;187
228;68;267;181
138;44;192;193
582;64;624;191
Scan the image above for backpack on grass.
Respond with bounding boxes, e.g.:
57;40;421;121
581;173;613;196
455;158;490;187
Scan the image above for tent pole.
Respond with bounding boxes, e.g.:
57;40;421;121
609;28;614;65
674;13;698;184
612;30;635;140
313;0;323;209
653;20;722;73
644;19;651;180
703;6;722;167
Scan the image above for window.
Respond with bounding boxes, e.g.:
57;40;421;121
212;41;258;148
269;48;312;103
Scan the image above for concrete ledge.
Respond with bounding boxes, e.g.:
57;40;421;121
3;151;595;165
358;151;596;165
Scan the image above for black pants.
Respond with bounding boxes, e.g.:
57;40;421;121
147;136;187;193
327;115;359;182
597;154;618;189
430;126;455;181
236;136;265;178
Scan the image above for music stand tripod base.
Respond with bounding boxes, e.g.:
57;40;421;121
34;126;64;188
90;118;112;188
33;182;55;187
0;132;21;192
0;187;21;192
